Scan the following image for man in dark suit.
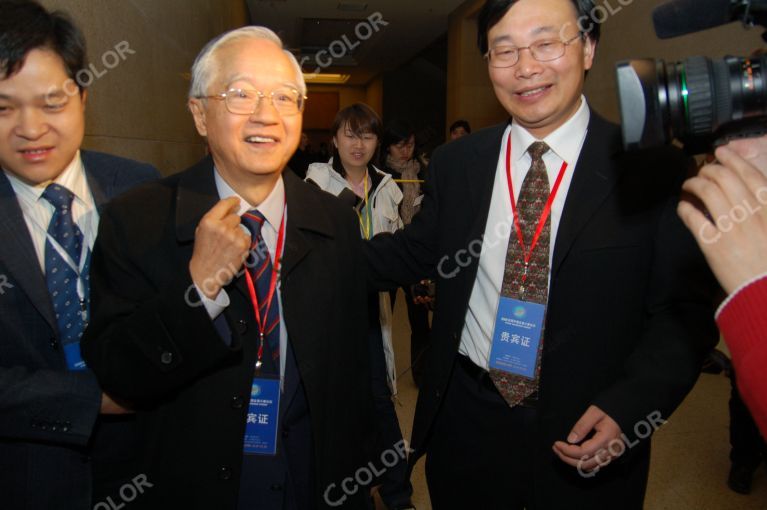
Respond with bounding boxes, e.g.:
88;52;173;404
365;0;718;508
0;3;159;509
81;26;376;510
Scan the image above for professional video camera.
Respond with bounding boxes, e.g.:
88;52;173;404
616;0;767;153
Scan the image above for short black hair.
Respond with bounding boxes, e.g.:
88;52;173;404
477;0;600;56
330;103;384;177
0;0;88;92
450;119;471;134
380;119;417;166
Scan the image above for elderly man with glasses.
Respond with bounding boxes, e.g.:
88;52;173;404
364;0;718;508
81;27;376;510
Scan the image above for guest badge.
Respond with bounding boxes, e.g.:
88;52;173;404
242;376;280;455
488;297;545;379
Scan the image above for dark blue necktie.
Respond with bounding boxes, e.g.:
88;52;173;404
241;210;280;375
42;183;89;370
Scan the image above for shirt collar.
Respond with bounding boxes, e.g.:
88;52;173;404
3;150;89;204
511;95;590;164
213;168;285;229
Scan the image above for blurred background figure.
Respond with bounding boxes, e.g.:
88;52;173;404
448;119;471;141
306;103;415;510
287;132;311;179
380;120;432;387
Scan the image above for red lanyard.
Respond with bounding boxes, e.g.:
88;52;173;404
243;204;286;368
505;132;569;282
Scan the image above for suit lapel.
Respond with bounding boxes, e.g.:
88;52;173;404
281;170;332;279
551;114;621;277
467;123;508;242
82;151;112;211
0;173;57;331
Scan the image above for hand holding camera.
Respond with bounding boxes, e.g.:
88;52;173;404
678;136;767;294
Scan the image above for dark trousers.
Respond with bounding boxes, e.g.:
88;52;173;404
402;286;430;385
425;355;538;509
730;369;767;469
369;294;413;509
424;355;648;510
390;287;430;385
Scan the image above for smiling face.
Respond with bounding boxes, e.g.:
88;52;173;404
487;0;595;139
333;123;378;173
0;48;86;185
189;37;302;188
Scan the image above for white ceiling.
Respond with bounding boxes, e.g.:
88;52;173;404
247;0;468;85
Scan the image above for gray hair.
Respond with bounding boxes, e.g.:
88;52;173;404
188;26;306;99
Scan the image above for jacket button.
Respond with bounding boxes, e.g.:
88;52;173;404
160;351;173;365
50;338;59;350
435;390;441;399
219;466;232;480
282;428;289;438
270;483;283;491
237;320;247;334
231;396;245;409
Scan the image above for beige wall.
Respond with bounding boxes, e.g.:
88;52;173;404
41;0;249;175
365;76;384;118
446;0;507;135
447;0;763;131
306;84;369;112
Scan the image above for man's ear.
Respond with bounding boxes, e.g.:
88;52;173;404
189;99;208;137
583;38;597;71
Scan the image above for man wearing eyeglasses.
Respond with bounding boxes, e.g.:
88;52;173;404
365;0;717;508
81;27;376;509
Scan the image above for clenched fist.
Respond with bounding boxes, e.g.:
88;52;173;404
189;197;251;299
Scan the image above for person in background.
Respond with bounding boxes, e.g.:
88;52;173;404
449;119;471;141
81;26;376;509
306;102;414;510
0;2;159;508
287;132;311;179
380;120;432;387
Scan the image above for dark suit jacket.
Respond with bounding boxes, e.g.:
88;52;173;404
0;151;159;510
80;158;376;509
365;113;718;503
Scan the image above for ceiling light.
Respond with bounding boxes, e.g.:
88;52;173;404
304;73;351;84
337;2;368;11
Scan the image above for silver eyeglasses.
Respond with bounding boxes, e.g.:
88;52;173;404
484;34;584;68
197;87;307;116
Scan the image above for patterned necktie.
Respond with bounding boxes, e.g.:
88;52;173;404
489;141;551;407
241;210;280;375
42;183;90;370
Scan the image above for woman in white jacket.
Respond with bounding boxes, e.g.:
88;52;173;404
305;104;414;510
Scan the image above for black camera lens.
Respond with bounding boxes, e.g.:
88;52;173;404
616;55;767;152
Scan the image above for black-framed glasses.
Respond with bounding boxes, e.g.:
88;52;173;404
197;87;307;116
484;34;584;68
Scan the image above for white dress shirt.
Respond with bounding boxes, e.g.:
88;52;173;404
197;170;288;380
459;97;591;369
4;150;99;272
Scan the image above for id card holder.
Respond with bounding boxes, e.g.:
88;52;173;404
63;342;87;371
488;297;545;379
243;376;280;455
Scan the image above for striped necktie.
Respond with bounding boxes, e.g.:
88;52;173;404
241;210;280;375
